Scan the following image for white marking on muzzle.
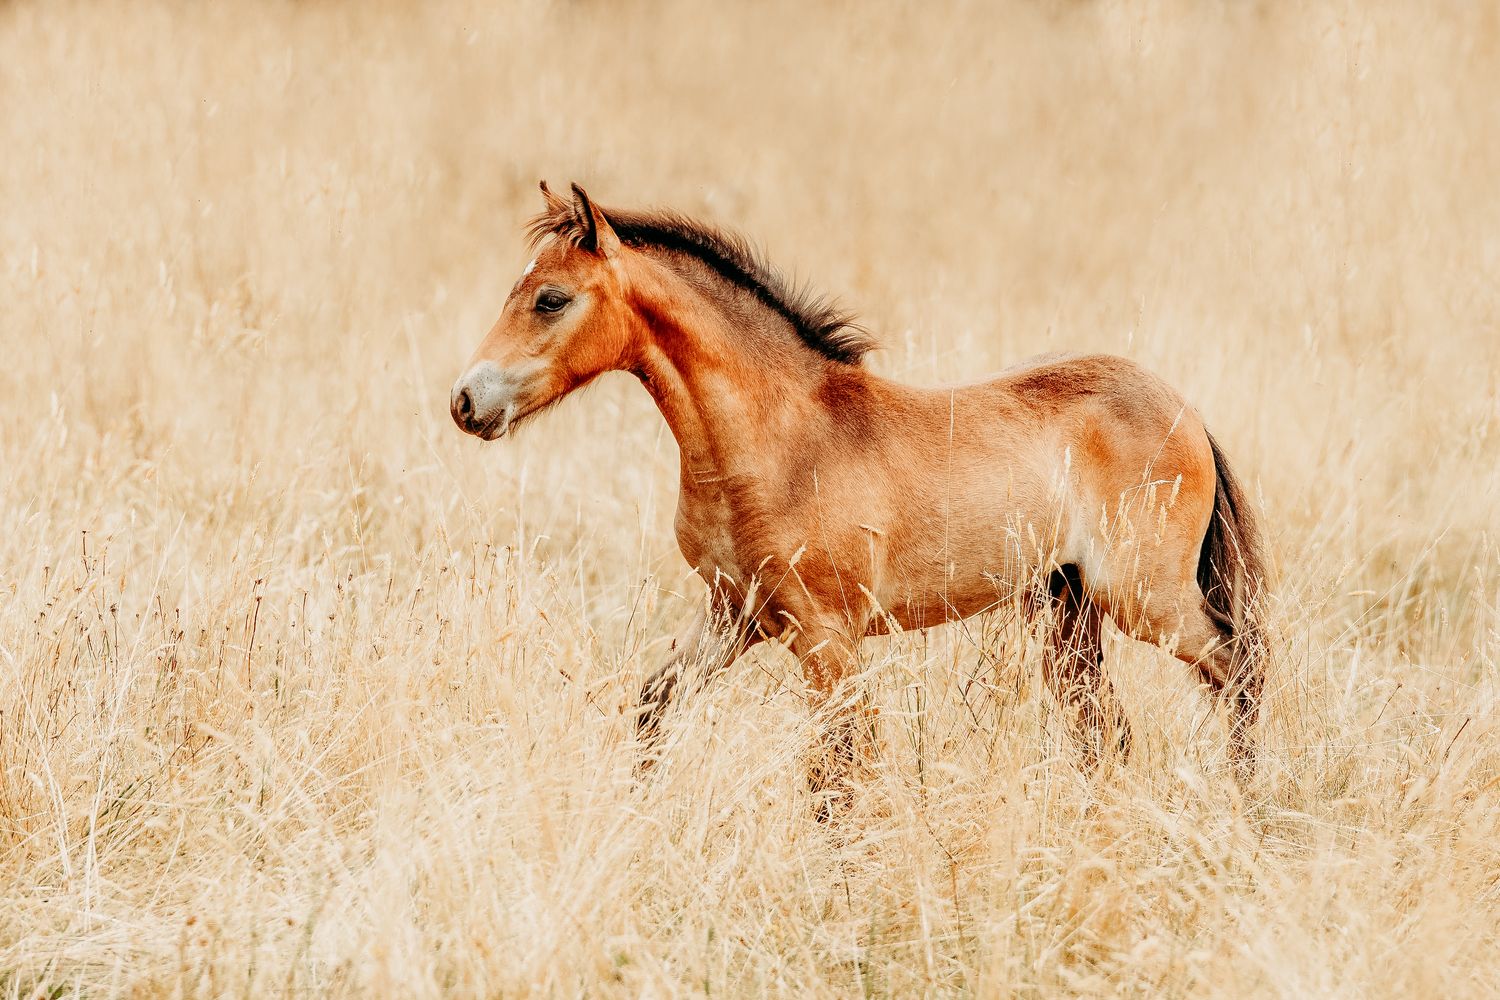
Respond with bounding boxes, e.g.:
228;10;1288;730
452;359;543;439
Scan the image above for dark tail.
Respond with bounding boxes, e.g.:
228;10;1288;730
1198;431;1269;665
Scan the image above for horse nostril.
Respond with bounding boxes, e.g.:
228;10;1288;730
455;387;474;424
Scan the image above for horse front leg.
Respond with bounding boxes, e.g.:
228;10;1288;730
791;624;876;818
635;598;761;761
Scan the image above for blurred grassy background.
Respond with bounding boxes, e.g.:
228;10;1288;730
2;1;1498;995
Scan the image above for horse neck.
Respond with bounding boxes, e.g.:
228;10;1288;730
624;253;839;484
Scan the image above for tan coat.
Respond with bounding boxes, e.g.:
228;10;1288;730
451;183;1268;795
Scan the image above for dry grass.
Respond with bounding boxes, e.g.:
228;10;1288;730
3;0;1499;995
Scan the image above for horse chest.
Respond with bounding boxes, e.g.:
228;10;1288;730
675;475;878;627
674;489;753;585
674;474;808;593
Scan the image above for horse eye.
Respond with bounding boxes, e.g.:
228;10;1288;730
535;289;571;314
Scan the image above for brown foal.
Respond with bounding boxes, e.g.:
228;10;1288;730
451;183;1268;798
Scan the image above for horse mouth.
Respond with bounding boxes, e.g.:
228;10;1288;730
475;401;518;441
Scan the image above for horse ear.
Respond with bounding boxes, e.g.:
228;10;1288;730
539;180;569;215
570;183;620;257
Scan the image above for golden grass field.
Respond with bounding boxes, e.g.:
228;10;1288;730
3;1;1499;995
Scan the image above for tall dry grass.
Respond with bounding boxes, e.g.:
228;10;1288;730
2;0;1499;995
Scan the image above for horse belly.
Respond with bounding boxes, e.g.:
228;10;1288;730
877;538;1037;632
863;462;1063;633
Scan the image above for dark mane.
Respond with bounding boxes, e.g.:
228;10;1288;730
528;204;877;365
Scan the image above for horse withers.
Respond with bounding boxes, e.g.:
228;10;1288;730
450;182;1268;802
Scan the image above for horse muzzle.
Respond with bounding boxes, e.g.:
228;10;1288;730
450;361;524;440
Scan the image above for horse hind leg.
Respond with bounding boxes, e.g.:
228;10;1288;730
1109;584;1263;785
1039;566;1132;770
1199;615;1264;787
